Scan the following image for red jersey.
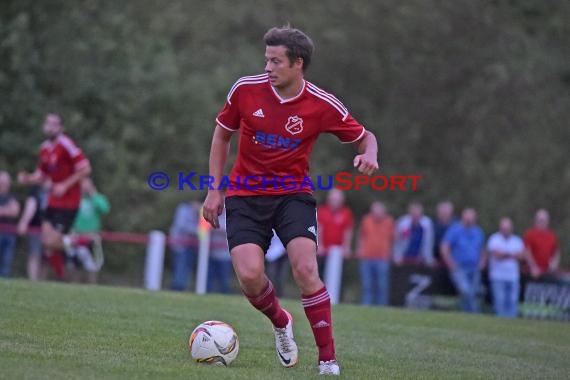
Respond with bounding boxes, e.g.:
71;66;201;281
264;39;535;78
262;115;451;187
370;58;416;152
216;74;366;196
523;228;559;273
37;134;90;209
317;204;354;251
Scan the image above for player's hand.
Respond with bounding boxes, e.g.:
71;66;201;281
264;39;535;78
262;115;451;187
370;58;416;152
353;153;379;176
52;183;68;197
203;190;224;229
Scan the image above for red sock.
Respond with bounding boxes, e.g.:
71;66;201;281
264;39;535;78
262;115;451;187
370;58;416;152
302;286;336;362
244;280;288;328
47;250;66;280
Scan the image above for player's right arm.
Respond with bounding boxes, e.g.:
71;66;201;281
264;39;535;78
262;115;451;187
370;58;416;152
203;125;234;229
18;168;45;186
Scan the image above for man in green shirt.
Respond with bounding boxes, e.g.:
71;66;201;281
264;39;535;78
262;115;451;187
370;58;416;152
66;178;110;283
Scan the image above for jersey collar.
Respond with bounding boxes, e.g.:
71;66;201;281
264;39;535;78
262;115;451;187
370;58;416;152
270;79;306;104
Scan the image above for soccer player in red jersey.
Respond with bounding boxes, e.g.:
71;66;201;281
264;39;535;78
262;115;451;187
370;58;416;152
19;113;91;280
202;26;379;376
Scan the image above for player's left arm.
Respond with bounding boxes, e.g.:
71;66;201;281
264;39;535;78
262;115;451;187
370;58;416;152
353;130;379;176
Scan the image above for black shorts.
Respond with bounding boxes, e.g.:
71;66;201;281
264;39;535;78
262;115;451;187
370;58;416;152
225;193;317;253
43;207;78;234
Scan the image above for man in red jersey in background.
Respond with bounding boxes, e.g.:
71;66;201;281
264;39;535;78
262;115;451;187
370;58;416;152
202;26;379;376
316;188;354;277
19;113;91;280
523;209;560;278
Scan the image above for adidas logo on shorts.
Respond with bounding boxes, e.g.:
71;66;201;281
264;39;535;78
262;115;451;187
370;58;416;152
307;225;316;236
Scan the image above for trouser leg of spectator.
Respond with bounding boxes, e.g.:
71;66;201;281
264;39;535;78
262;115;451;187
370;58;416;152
170;248;189;291
450;269;471;312
27;234;43;281
466;269;481;313
219;259;232;294
0;234;16;277
491;280;507;317
506;280;519;318
377;259;390;306
359;259;373;305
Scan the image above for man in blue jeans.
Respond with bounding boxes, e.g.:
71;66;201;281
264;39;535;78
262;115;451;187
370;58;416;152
357;201;394;306
169;200;200;291
441;208;486;313
487;217;525;318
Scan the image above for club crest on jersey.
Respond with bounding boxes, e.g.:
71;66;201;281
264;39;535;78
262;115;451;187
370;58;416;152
285;115;303;135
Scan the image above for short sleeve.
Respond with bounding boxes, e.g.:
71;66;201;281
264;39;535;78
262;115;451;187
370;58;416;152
71;149;89;171
323;112;366;144
215;81;242;132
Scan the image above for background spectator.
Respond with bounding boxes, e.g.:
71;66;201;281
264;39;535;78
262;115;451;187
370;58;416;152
0;171;21;277
207;209;232;294
17;185;48;280
441;208;486;313
523;209;560;278
487;217;525;318
356;201;394;306
169;200;200;291
316;188;354;276
265;230;289;297
66;178;110;284
432;200;455;264
393;201;434;266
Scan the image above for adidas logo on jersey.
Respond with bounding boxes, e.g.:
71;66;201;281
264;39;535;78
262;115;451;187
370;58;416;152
253;108;265;118
312;320;330;329
307;225;316;236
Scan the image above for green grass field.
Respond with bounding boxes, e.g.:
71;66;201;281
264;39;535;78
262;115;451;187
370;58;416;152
1;280;569;379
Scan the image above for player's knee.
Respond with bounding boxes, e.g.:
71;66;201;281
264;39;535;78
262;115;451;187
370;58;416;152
291;260;318;283
236;265;264;288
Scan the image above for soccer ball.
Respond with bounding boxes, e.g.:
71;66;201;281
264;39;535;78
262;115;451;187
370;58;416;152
188;321;239;366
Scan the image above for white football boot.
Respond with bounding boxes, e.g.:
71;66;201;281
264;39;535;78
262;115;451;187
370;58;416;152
272;309;298;367
319;360;340;376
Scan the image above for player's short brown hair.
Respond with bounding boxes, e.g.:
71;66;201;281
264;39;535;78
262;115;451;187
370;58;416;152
263;26;314;71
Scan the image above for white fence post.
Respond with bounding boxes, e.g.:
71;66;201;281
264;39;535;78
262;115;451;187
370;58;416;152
144;230;166;291
324;245;344;305
195;230;211;295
